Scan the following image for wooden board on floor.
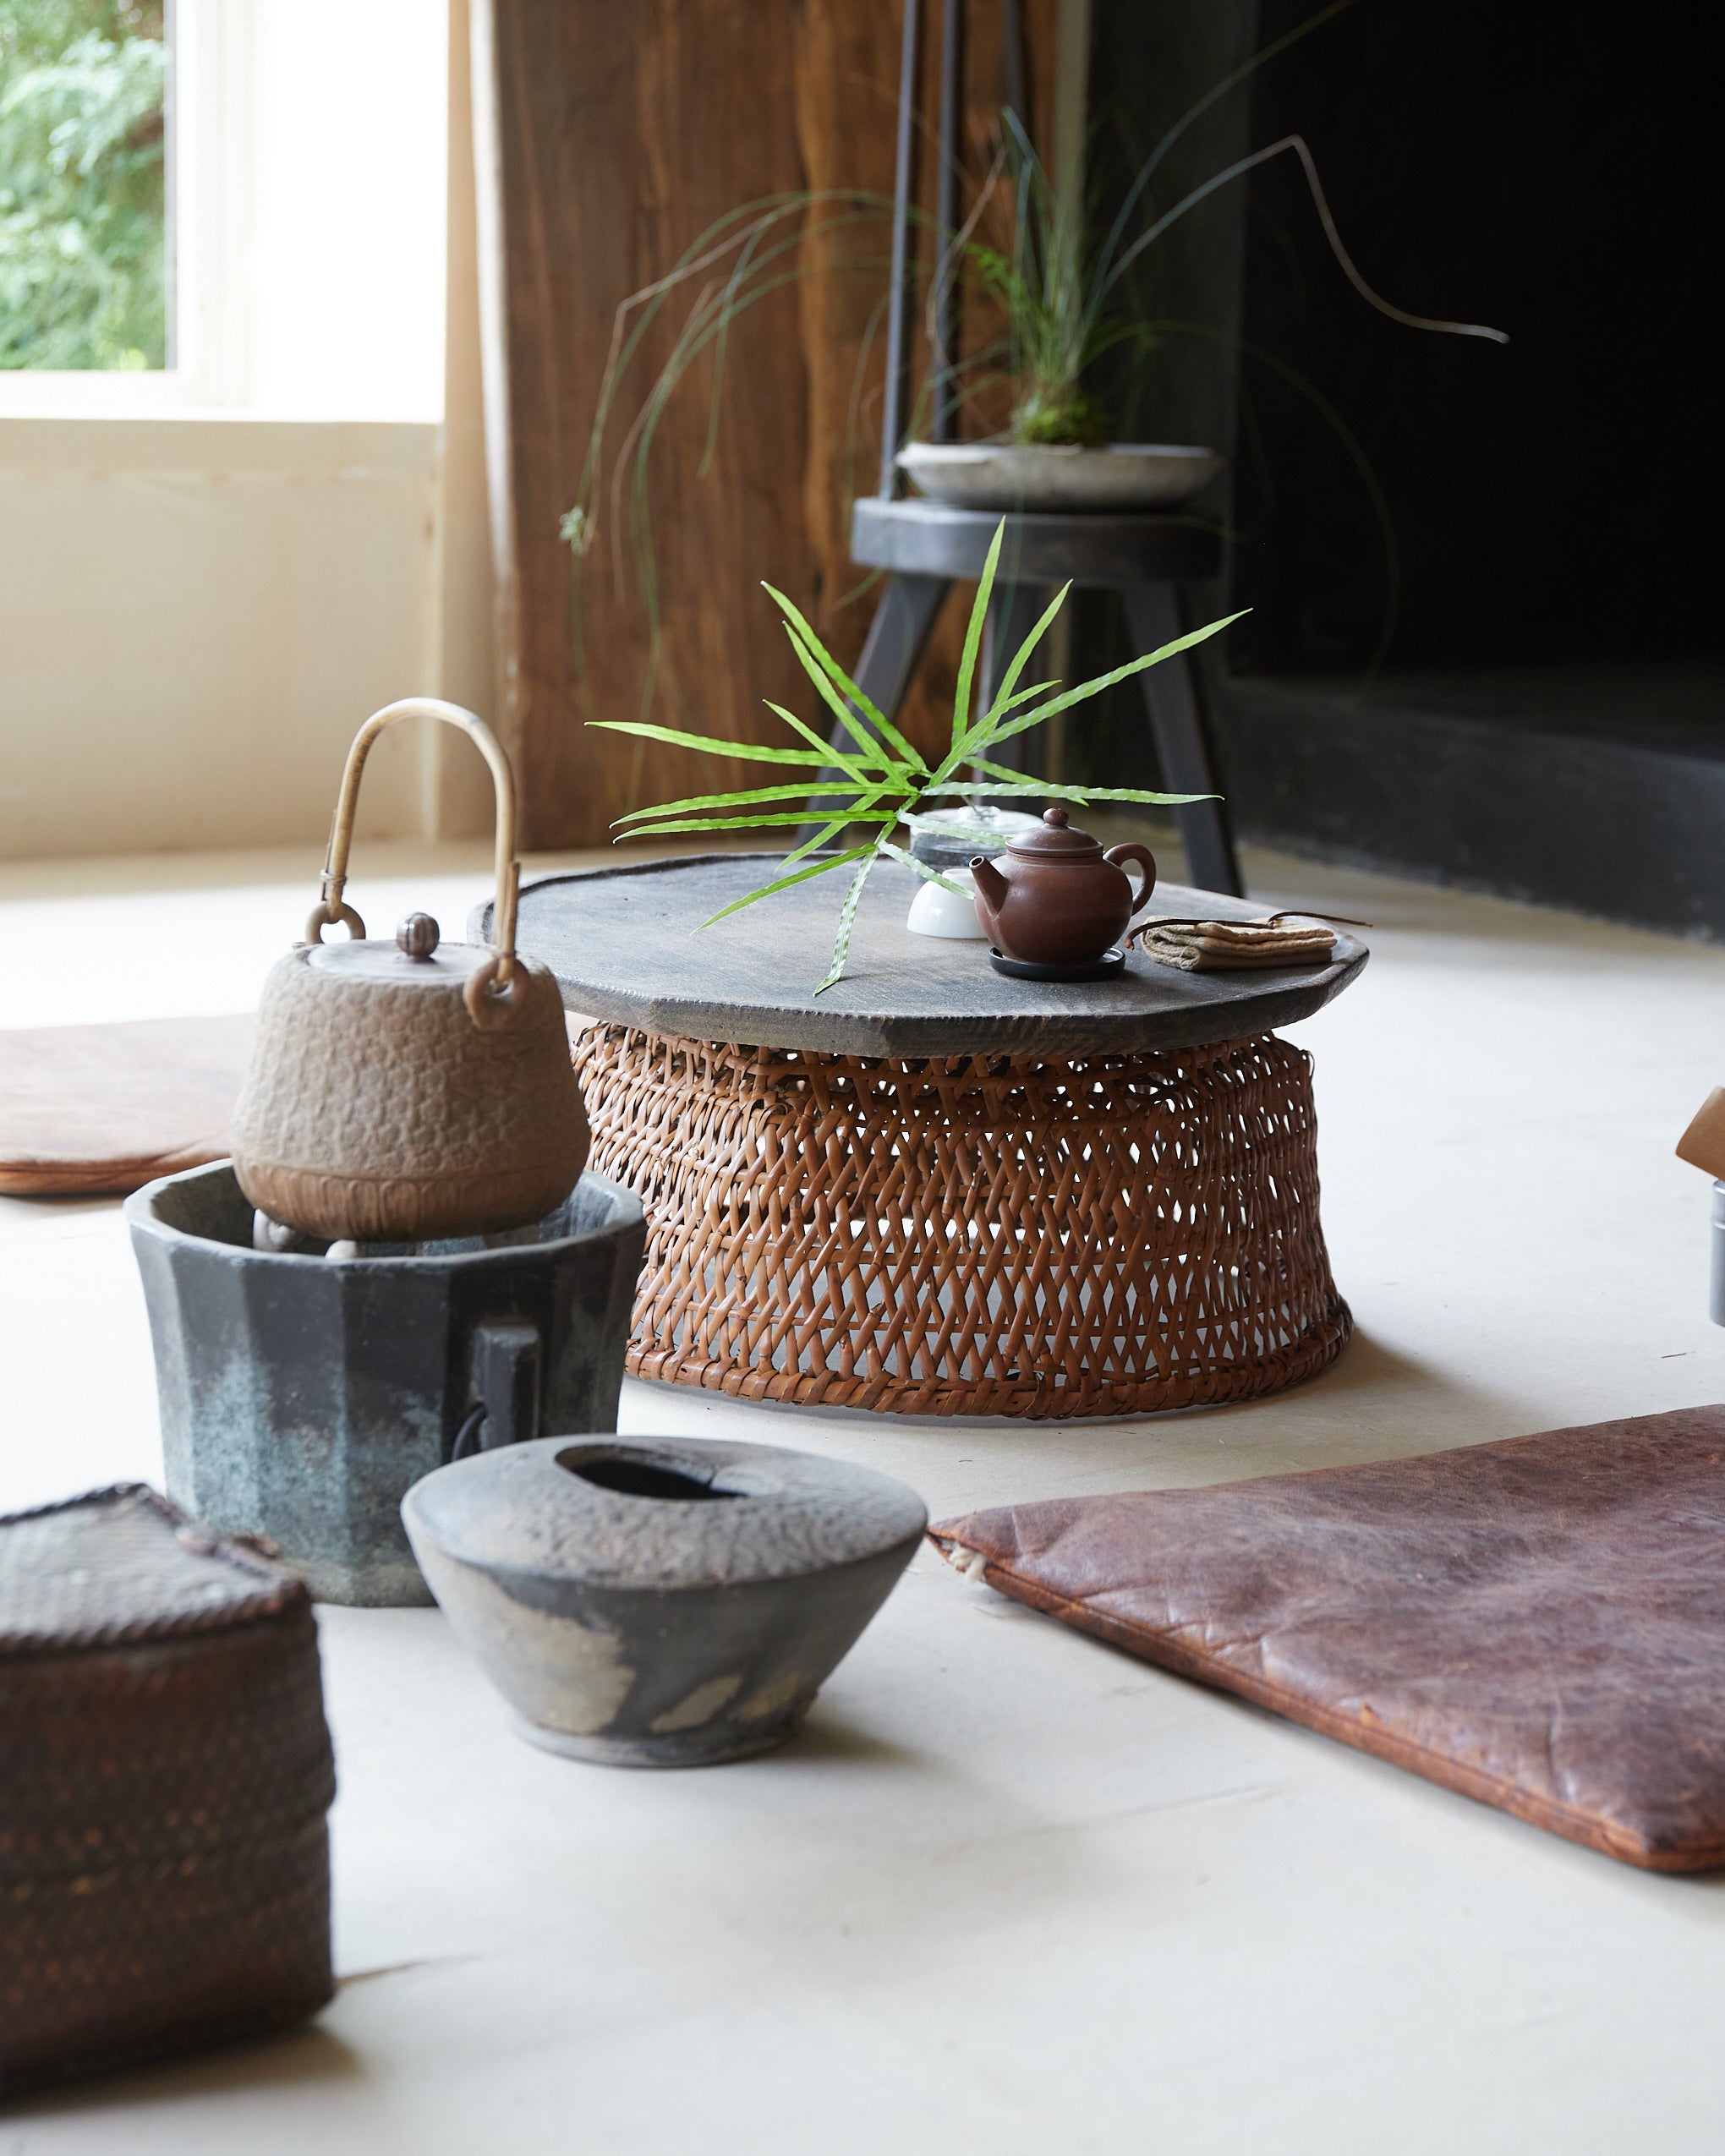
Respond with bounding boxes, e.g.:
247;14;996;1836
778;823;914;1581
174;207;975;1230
0;1015;254;1198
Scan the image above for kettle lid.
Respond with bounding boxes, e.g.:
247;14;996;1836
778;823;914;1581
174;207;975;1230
1006;806;1104;857
305;912;491;986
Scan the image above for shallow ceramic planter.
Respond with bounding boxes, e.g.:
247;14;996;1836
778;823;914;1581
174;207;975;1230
127;1162;646;1606
898;441;1224;512
402;1435;927;1766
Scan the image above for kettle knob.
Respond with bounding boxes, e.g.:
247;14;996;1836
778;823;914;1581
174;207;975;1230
1043;806;1069;828
397;911;441;960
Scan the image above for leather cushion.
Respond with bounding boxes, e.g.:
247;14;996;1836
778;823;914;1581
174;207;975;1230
932;1407;1725;1870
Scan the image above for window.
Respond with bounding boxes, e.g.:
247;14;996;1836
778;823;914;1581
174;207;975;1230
0;0;446;418
0;0;168;371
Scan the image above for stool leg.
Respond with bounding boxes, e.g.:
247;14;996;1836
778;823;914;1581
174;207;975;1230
1123;582;1244;897
976;582;1050;778
798;572;949;842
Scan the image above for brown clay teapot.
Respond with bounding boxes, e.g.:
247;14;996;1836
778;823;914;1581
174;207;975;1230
969;807;1158;966
230;699;589;1244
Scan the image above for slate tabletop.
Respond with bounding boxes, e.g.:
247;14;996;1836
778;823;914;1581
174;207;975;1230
496;853;1369;1059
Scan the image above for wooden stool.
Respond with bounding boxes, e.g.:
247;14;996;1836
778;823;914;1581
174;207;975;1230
816;498;1242;897
819;4;1241;894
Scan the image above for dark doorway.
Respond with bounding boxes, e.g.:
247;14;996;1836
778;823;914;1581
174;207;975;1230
1075;0;1725;933
1230;0;1721;676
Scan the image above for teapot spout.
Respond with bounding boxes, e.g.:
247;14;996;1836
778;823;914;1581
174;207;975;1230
968;853;1008;932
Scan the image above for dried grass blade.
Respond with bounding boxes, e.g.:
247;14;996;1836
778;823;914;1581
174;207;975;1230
589;720;839;769
698;845;877;929
762;583;928;774
984;612;1246;746
814;853;879;995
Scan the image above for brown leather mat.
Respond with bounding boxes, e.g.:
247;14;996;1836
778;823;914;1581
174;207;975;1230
0;1015;254;1198
933;1408;1725;1870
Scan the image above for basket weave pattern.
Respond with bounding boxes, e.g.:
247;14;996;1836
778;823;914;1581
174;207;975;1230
572;1024;1350;1417
1;1488;334;2093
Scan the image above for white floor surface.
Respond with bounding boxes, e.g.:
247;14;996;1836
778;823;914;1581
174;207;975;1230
3;836;1724;2153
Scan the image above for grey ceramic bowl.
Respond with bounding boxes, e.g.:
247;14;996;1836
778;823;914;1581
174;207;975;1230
402;1435;927;1767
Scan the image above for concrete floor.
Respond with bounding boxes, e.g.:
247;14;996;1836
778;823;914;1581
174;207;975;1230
4;837;1725;2153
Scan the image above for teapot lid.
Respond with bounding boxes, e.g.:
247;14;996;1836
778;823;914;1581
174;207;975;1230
1006;806;1103;857
304;912;490;986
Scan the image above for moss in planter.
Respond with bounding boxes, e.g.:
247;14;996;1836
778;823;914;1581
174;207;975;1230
1010;386;1109;447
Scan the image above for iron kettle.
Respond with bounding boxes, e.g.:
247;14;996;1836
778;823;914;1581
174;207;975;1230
230;699;589;1243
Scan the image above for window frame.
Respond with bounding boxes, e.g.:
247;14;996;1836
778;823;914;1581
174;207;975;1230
0;0;242;413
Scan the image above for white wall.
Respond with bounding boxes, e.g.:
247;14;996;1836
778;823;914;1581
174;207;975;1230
0;416;441;858
0;0;498;865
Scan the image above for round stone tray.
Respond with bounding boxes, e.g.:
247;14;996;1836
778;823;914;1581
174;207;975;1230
496;855;1367;1059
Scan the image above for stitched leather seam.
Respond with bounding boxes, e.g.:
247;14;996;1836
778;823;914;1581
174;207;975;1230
968;1555;1725;1872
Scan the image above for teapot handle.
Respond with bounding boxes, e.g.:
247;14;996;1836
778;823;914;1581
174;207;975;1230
1105;840;1159;928
304;698;523;1013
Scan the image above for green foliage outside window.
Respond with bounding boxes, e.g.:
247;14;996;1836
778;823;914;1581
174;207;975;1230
0;0;167;370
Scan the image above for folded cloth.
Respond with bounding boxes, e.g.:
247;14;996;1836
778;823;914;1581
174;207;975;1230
1135;913;1339;971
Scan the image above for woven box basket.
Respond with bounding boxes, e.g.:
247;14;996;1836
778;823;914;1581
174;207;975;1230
0;1486;336;2094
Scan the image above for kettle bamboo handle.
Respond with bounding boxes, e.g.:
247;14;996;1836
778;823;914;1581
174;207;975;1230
304;699;521;991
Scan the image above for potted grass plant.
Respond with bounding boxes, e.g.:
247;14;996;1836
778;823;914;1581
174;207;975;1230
898;99;1504;512
896;110;1226;513
591;520;1240;993
564;5;1504;566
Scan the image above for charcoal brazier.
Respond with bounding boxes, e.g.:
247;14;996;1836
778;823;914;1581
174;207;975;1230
127;1162;646;1605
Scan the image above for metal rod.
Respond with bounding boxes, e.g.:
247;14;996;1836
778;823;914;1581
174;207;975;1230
1002;0;1027;129
931;0;964;442
879;0;923;496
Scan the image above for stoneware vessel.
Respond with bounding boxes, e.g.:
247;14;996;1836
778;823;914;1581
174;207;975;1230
897;441;1224;512
231;698;589;1244
969;806;1158;966
401;1434;928;1766
127;1161;646;1606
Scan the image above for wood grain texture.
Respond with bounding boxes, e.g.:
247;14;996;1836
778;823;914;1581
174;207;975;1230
0;1015;254;1198
474;0;1055;850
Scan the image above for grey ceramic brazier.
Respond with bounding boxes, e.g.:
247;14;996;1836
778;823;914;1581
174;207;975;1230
402;1434;927;1765
127;1161;646;1606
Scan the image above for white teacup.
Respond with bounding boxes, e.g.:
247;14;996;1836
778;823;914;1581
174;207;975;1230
906;867;987;940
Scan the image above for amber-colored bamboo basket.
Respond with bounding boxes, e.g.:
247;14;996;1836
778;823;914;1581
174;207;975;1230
572;1023;1350;1418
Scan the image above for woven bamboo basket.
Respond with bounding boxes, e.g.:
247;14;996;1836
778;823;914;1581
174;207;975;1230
572;1023;1350;1417
0;1486;336;2093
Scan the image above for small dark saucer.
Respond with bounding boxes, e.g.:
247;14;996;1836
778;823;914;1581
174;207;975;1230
988;945;1126;982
